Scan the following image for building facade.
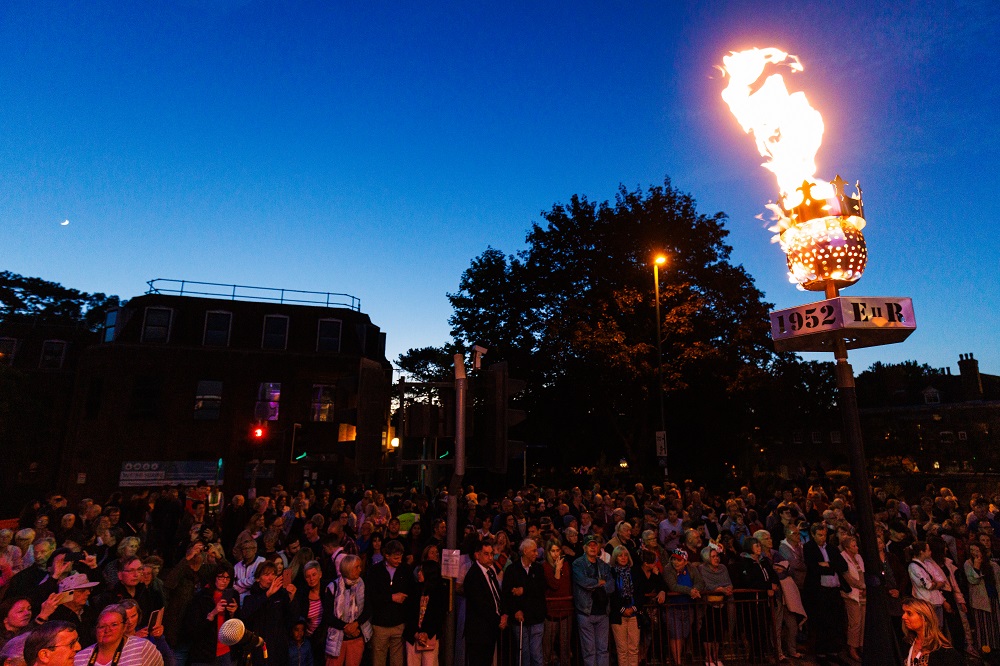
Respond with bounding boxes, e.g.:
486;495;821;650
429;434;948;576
57;282;392;501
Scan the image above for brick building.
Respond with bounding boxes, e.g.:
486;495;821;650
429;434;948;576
56;281;392;501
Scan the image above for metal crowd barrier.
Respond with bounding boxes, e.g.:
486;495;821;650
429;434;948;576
492;589;778;665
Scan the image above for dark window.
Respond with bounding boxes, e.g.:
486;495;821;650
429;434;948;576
103;310;118;343
142;308;172;343
311;384;335;422
39;340;67;369
204;312;232;347
317;319;342;352
129;376;162;419
255;382;281;421
194;380;223;420
262;316;288;350
85;377;104;419
0;338;15;365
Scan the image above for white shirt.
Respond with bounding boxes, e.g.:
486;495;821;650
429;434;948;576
817;543;839;588
909;558;946;605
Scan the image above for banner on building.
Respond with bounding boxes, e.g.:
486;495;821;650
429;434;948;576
119;460;222;487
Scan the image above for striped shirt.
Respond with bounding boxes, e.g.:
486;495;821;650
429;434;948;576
74;636;164;666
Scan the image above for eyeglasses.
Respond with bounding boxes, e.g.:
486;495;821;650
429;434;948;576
96;622;123;632
46;639;81;650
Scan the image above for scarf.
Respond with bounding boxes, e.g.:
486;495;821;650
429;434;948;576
613;565;635;608
324;577;371;657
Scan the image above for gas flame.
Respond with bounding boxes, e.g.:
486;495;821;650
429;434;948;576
720;47;828;210
720;47;868;292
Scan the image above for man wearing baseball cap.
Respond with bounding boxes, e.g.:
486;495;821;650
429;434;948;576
572;535;614;666
34;575;99;648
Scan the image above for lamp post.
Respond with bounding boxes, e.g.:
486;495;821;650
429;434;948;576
652;255;667;433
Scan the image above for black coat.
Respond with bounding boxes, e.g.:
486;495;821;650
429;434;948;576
363;561;413;628
737;555;778;592
803;540;848;592
464;564;502;645
239;584;292;666
402;581;448;643
501;561;547;626
184;587;238;664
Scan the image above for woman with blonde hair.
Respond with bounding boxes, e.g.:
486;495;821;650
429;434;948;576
901;597;965;665
609;546;640;666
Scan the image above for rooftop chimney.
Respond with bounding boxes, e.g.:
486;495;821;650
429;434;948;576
958;353;983;401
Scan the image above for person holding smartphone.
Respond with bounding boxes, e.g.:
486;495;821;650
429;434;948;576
185;564;238;666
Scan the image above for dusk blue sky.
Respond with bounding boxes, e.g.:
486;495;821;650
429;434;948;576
3;1;998;376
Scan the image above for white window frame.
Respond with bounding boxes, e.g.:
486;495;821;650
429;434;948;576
203;310;233;347
316;318;343;352
39;339;67;369
141;307;174;344
261;315;289;350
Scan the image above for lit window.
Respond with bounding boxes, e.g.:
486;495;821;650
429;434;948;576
317;319;342;352
311;385;335;422
203;312;232;347
262;316;289;350
39;340;67;369
142;308;173;343
194;380;223;420
103;310;118;343
0;338;16;365
255;382;281;421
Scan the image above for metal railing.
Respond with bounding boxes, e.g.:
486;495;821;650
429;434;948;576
491;590;779;665
145;279;361;311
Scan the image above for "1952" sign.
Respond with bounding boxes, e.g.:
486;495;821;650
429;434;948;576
769;296;916;352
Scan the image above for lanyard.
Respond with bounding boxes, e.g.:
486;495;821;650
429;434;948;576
88;639;125;666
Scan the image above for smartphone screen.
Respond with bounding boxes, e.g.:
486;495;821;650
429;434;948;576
147;609;163;629
282;569;292;587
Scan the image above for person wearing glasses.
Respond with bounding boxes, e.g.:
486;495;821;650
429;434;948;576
24;621;80;666
184;563;238;666
99;557;162;622
73;606;163;666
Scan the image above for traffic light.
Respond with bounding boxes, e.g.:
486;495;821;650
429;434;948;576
250;424;267;443
482;361;527;473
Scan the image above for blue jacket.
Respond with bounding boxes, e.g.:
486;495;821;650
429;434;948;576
572;555;615;615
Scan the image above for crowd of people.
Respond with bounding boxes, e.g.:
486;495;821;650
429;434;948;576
0;475;995;666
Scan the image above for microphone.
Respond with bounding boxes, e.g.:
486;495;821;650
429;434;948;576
218;619;268;659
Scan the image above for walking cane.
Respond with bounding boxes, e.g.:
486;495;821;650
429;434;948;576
518;620;524;666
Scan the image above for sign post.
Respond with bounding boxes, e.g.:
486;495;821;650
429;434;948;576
655;430;668;478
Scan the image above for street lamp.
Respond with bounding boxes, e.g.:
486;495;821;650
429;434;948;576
652;255;667;433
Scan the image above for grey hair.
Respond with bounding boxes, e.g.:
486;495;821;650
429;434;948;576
519;539;537;556
339;554;361;577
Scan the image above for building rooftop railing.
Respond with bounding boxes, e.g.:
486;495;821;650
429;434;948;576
146;279;361;311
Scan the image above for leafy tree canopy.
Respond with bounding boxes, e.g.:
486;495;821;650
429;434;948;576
0;271;121;331
403;178;792;474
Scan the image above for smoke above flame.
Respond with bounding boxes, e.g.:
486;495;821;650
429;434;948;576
720;47;829;210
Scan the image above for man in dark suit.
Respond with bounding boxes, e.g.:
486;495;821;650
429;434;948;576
464;538;508;665
502;538;547;666
365;539;414;666
803;523;848;665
